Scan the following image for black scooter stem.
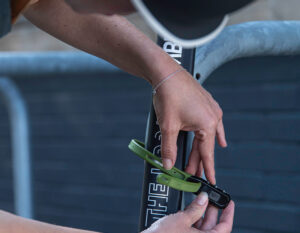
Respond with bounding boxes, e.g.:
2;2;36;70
138;37;196;231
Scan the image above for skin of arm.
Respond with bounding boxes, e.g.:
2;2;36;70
24;0;179;86
0;210;99;233
24;0;226;182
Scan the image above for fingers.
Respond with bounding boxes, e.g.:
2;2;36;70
161;127;179;170
213;201;235;233
216;119;227;148
196;130;216;184
186;139;203;177
219;201;235;226
195;161;203;178
185;138;201;175
199;205;219;231
183;192;209;226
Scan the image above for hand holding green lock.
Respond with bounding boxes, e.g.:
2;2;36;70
128;139;231;209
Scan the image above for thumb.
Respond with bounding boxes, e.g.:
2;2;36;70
161;128;179;170
183;192;209;226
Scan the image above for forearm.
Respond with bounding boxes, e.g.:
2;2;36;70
0;210;99;233
24;0;180;85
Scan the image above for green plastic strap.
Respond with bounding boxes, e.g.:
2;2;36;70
157;173;200;193
128;139;201;192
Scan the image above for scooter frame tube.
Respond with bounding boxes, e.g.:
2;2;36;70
138;37;195;231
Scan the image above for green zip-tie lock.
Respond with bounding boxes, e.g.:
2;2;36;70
128;139;201;192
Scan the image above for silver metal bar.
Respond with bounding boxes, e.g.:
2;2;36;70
195;21;300;84
0;77;33;218
0;51;119;76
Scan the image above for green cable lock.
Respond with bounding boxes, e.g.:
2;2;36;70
128;139;201;193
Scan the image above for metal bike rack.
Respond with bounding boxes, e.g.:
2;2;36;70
139;20;300;231
0;77;33;218
0;51;118;76
195;21;300;81
0;52;119;218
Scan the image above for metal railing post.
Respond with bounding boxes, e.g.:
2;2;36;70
0;51;120;219
0;77;33;218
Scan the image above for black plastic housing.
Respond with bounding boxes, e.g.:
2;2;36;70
187;175;231;209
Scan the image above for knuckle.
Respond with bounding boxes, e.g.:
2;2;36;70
210;99;223;120
160;125;169;134
195;130;207;140
217;107;223;118
205;91;213;99
162;145;176;157
161;124;177;135
160;123;169;133
202;152;214;159
206;117;218;130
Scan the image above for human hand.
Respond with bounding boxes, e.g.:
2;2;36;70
153;68;227;184
142;192;235;233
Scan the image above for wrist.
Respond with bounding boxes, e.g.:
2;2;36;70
152;67;185;95
141;48;182;87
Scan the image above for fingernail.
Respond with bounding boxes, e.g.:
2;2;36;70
163;158;173;170
197;192;208;206
210;179;216;185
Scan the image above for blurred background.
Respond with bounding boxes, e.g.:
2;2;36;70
0;0;299;232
